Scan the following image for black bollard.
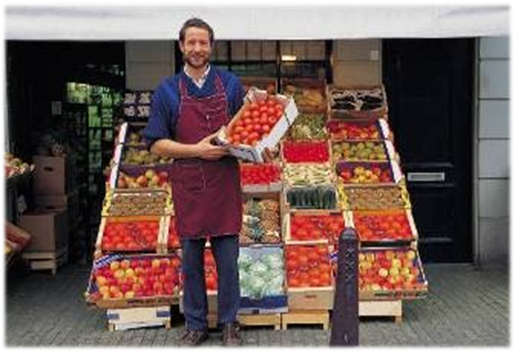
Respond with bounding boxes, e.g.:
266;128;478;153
330;227;359;346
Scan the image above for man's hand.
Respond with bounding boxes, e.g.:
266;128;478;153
196;132;229;161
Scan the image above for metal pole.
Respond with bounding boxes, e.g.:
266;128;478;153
330;227;359;346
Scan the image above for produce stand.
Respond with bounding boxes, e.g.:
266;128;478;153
84;82;428;330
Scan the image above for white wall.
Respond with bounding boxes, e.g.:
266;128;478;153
125;41;175;90
477;36;510;266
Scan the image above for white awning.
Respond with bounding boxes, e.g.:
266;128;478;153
6;6;510;40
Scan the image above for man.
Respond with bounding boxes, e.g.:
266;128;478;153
143;18;244;346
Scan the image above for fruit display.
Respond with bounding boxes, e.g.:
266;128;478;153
121;147;172;166
283;163;333;187
340;186;410;211
353;210;416;242
226;98;285;146
332;141;389;162
356;249;428;296
116;169;170;189
87;254;181;302
282;141;330;163
286;186;338;210
240;163;281;186
289;213;345;245
285;244;332;288
5;153;33;179
99;219;160;252
204;249;217;291
166;217;180;249
288;113;328;141
282;84;326;112
238;246;285;299
124;131;145;146
327;120;384;140
337;162;394;185
240;198;281;243
329;87;385;113
103;191;170;216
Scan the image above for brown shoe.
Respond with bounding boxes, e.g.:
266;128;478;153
222;322;243;346
178;329;209;346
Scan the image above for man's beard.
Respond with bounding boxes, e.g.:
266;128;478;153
184;53;210;69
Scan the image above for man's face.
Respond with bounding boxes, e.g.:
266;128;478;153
180;27;212;69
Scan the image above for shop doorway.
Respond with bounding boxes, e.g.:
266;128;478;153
383;39;475;263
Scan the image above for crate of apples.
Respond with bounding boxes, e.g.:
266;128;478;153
116;168;171;190
357;248;428;299
240;163;282;192
337;162;397;185
327;119;389;140
86;254;182;308
98;218;161;253
288;212;345;246
353;210;416;243
282;141;330;163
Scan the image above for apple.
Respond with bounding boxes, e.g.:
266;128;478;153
125;268;135;277
145;169;156;180
378;268;389;278
114;269;125;279
120;259;131;270
96;276;108;286
124;291;135;299
136;175;148;187
110;261;120;271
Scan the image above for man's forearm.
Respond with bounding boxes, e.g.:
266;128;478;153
151;139;200;159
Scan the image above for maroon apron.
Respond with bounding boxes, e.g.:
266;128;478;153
171;74;242;239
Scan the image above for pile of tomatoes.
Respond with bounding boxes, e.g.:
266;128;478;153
339;164;393;184
282;141;330;163
285;244;332;288
353;211;413;242
240;163;281;185
101;220;160;251
226;99;285;146
290;214;345;245
167;217;180;249
204;249;218;291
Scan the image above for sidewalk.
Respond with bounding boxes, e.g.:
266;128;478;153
5;262;509;346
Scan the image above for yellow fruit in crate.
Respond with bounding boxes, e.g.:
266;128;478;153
120;259;131;270
101;292;111;300
125;268;135;277
391;258;402;269
400;267;411;277
110;261;120;271
371;284;381;291
358;253;365;262
151;259;161;268
385;250;395;260
406;250;416;260
378;268;389;278
99;286;110;295
114;269;125;279
365;253;375;262
96;276;108;286
389;267;400;277
124;291;135;299
109;286;120;294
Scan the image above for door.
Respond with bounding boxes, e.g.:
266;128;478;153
383;39;474;263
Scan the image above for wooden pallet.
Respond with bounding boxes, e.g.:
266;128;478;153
359;300;403;323
107;306;172;331
207;313;282;330
281;310;330;330
22;247;68;275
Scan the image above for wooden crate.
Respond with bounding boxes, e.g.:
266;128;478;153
106;306;172;331
281;310;330;330
22;247;68;275
288;286;334;311
327;84;388;120
359;300;403;323
207;313;282;330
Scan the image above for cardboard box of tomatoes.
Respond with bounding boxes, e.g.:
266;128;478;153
216;87;299;163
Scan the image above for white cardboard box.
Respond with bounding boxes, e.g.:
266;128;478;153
216;88;299;163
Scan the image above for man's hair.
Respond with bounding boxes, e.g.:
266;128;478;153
179;18;214;45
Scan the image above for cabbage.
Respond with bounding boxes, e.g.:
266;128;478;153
262;276;284;296
238;253;254;270
261;253;284;270
247;276;266;299
249;261;268;276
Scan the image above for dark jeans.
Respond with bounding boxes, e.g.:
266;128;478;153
181;234;240;331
